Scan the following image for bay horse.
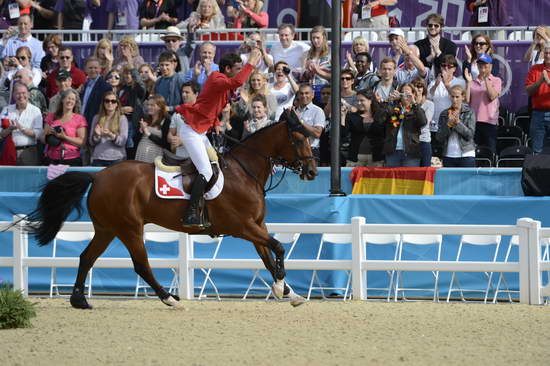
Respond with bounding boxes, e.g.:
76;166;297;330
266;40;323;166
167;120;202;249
24;110;317;309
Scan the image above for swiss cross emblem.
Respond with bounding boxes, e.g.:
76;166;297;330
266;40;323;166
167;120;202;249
159;184;171;195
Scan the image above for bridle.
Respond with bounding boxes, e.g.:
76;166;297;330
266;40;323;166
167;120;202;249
223;122;315;195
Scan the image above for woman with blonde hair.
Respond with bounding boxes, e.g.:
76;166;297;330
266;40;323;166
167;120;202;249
135;94;171;163
93;39;114;76
178;0;226;31
113;36;145;71
235;70;277;121
233;0;268;37
524;25;550;67
89;91;128;166
303;25;331;103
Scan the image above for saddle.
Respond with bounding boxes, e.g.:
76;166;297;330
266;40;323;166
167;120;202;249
155;148;220;193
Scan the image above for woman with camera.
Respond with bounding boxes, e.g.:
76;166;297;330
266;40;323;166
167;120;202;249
380;82;427;167
88;91;128;167
269;61;298;119
43;89;87;166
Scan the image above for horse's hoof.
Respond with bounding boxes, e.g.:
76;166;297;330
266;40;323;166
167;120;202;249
271;281;284;300
289;294;306;307
70;294;93;309
161;295;181;307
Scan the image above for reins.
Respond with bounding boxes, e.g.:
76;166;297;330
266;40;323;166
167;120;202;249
219;121;315;196
222;133;289;196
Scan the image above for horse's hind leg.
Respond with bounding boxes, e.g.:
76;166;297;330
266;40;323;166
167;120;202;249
117;230;180;307
254;244;305;307
70;228;115;309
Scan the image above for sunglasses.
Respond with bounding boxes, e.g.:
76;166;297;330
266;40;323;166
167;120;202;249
427;24;441;29
474;42;488;47
16;56;27;60
413;84;425;88
108;74;120;80
341;76;353;81
164;38;179;43
441;64;456;68
59;56;72;60
104;99;117;104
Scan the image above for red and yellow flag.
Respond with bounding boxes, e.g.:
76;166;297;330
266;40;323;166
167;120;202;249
350;167;438;195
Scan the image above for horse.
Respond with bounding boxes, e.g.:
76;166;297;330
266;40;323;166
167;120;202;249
23;110;317;309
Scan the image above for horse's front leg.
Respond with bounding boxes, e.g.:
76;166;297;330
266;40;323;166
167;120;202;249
253;241;305;307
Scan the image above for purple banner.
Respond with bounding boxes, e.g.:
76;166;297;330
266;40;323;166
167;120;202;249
264;0;550;28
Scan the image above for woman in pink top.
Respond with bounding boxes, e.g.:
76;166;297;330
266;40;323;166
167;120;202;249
43;89;87;166
232;0;268;40
465;53;502;154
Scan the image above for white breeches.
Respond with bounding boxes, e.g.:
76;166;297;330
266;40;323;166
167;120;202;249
179;122;213;181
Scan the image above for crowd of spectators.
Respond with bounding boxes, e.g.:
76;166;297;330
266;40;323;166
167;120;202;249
0;0;546;170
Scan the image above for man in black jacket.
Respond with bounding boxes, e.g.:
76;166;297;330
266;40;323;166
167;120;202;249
414;13;457;78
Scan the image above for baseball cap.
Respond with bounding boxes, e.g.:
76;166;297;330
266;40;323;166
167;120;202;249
477;53;492;64
388;28;405;38
56;69;72;80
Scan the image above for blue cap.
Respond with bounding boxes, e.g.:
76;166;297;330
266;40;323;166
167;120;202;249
477;53;492;64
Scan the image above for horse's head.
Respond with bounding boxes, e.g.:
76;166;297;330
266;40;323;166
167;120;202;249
277;109;318;181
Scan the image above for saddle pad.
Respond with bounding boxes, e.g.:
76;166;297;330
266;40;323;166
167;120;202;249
155;167;224;200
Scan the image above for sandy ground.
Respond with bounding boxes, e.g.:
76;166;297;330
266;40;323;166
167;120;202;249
1;298;549;366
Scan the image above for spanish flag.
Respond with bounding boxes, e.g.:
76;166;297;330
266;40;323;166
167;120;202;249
350;167;438;195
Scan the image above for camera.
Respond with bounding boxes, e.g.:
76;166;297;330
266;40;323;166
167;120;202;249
53;126;64;134
245;39;257;49
282;66;291;75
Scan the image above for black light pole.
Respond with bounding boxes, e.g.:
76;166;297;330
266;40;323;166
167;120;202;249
329;0;346;197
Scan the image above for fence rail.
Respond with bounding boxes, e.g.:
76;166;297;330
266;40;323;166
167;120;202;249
1;216;548;304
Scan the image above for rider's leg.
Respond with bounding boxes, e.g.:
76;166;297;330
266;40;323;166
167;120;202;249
179;122;213;227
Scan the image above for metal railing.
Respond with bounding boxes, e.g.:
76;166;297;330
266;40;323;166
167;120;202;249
4;26;538;44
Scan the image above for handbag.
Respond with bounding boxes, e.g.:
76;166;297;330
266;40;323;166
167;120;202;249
0;119;16;165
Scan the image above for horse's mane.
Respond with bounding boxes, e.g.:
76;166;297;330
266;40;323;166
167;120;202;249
227;120;285;152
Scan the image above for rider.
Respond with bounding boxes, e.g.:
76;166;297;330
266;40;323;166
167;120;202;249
175;47;262;228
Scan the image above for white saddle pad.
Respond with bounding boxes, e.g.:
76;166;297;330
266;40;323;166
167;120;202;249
154;166;224;200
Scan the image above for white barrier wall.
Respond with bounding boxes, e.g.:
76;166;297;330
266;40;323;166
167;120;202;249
1;216;549;304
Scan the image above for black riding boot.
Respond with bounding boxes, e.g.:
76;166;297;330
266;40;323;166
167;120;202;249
182;174;208;228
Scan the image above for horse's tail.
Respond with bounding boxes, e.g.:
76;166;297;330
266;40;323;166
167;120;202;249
25;171;95;246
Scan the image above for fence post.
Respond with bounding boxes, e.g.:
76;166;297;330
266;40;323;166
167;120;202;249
517;218;542;304
12;215;24;294
522;218;542;305
179;233;193;300
351;216;366;300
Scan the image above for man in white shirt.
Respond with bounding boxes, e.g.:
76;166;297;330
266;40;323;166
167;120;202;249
270;24;310;72
0;83;43;165
294;83;326;160
0;14;45;69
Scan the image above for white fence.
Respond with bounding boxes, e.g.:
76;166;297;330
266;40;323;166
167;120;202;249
1;216;549;304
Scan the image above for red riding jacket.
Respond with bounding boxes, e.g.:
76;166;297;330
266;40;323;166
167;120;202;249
175;63;255;134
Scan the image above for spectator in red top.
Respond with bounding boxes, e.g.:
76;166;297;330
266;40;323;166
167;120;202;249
525;42;550;154
174;48;261;228
46;46;86;98
232;0;267;39
466;0;511;40
352;0;398;41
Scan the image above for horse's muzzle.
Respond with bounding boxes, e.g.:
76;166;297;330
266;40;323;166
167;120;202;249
300;162;318;181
